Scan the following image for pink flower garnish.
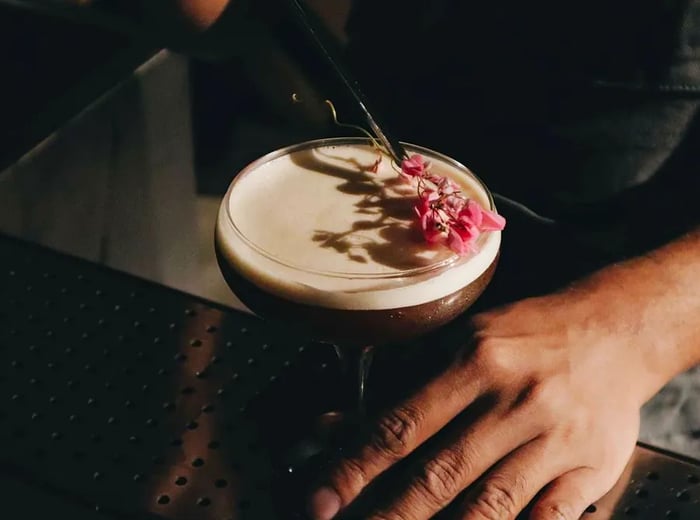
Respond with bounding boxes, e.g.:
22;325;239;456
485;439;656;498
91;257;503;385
400;154;429;180
401;154;505;255
420;212;445;244
459;199;483;228
359;148;504;255
480;207;507;231
414;195;431;219
447;227;477;255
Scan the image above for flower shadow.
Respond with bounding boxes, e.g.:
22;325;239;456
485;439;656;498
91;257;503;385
290;147;447;271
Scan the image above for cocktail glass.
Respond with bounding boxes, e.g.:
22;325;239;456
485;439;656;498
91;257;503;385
215;137;501;416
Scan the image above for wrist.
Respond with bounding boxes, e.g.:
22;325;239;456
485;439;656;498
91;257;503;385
568;257;700;404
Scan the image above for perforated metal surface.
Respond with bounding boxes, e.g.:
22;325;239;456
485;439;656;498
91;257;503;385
1;234;699;520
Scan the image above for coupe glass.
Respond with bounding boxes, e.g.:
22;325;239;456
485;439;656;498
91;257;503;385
215;137;501;415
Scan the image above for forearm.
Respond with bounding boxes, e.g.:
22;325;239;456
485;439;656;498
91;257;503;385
8;0;232;31
569;227;700;400
143;0;233;32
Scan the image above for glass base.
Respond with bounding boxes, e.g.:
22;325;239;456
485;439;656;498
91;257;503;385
282;411;351;471
273;411;354;518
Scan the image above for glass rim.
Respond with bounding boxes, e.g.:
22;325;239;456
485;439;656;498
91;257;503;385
222;137;497;281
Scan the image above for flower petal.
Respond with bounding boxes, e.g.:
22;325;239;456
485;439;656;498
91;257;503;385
401;154;428;178
480;209;506;231
420;213;444;243
447;228;475;255
461;199;483;228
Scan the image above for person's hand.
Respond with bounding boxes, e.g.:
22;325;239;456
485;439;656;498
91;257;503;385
308;283;665;520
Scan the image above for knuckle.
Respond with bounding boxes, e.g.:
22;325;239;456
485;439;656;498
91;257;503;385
333;457;369;496
530;501;576;520
470;337;513;377
373;405;422;459
467;479;520;519
414;453;468;505
465;313;490;334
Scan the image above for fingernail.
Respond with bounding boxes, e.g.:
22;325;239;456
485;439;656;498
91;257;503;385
308;487;341;520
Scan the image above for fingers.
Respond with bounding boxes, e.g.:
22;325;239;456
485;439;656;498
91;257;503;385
457;436;570;520
308;361;484;520
365;417;548;520
529;467;615;520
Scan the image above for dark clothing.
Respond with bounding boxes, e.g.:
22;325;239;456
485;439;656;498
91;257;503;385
343;1;700;459
345;0;700;258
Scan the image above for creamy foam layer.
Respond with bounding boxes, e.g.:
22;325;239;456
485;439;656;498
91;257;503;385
216;139;501;310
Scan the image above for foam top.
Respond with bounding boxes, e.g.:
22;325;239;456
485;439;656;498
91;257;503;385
216;139;501;310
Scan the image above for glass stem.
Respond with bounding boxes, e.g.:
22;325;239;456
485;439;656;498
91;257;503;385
335;345;375;416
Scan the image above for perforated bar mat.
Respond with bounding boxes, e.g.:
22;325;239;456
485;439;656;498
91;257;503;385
1;234;699;520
